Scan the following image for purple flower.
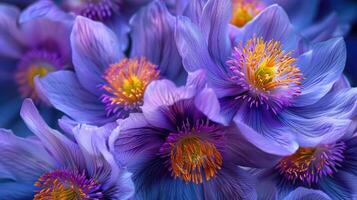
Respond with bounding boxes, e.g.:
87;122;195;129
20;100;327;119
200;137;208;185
109;72;285;199
175;1;357;156
253;94;357;199
283;188;331;200
0;3;72;135
0;99;134;199
36;1;186;125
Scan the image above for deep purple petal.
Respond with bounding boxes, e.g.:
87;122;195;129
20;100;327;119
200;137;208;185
71;16;123;95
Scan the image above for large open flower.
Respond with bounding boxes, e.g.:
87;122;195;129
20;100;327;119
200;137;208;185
0;3;72;135
0;99;134;199
175;1;357;156
109;72;285;199
36;1;186;125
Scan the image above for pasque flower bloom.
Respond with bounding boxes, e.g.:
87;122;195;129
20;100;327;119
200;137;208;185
0;99;134;199
0;3;71;135
109;71;286;199
175;1;357;156
36;1;186;125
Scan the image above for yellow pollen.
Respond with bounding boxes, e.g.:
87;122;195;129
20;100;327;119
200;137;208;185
279;147;317;176
242;37;301;92
170;136;222;184
15;65;51;100
34;177;90;200
102;58;159;106
231;0;263;27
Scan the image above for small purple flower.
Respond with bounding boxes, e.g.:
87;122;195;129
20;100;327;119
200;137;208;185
0;99;134;199
36;1;186;125
175;1;357;156
109;72;285;199
254;107;357;199
0;3;72;134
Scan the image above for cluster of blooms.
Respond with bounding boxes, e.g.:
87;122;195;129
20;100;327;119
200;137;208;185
0;0;356;199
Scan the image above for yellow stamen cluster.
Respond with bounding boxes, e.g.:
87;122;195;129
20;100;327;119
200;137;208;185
231;0;263;27
242;37;301;92
102;58;159;107
170;136;222;184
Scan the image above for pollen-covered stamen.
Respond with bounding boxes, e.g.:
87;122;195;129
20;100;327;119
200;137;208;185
276;142;346;186
231;0;265;27
64;0;120;21
101;57;159;117
227;37;302;113
34;169;103;200
15;50;63;104
160;119;224;184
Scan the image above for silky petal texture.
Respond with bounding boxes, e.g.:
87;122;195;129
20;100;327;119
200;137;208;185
71;16;123;95
132;159;256;200
183;0;207;25
142;79;195;130
19;0;74;25
0;4;24;59
130;1;186;84
0;129;54;183
283;188;331;200
234;119;298;156
72;124;135;200
165;0;189;15
194;87;226;125
302;13;344;43
105;14;130;52
35;71;112;125
237;5;300;52
265;0;319;30
319;171;357;200
294;38;346;107
20;99;85;169
110;113;165;170
223;125;285;168
175;16;235;97
200;0;231;67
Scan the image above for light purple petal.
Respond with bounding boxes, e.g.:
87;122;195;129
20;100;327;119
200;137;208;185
36;71;112;125
200;0;231;66
0;4;24;59
20;99;85;168
294;37;346;107
71;16;123;95
130;1;186;84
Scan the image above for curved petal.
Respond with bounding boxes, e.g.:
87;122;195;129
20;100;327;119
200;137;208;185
142;79;195;129
284;188;331;200
19;0;74;25
130;1;186;84
20;99;85;168
0;4;24;59
71;16;123;95
200;0;231;66
294;37;346;107
0;129;54;183
319;171;357;200
109;113;165;169
239;5;300;52
105;14;130;52
234;119;299;156
35;71;112;125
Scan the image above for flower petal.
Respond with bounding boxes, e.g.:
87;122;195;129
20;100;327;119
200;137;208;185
130;1;186;84
294;37;346;107
71;16;123;95
36;71;112;125
283;187;331;200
